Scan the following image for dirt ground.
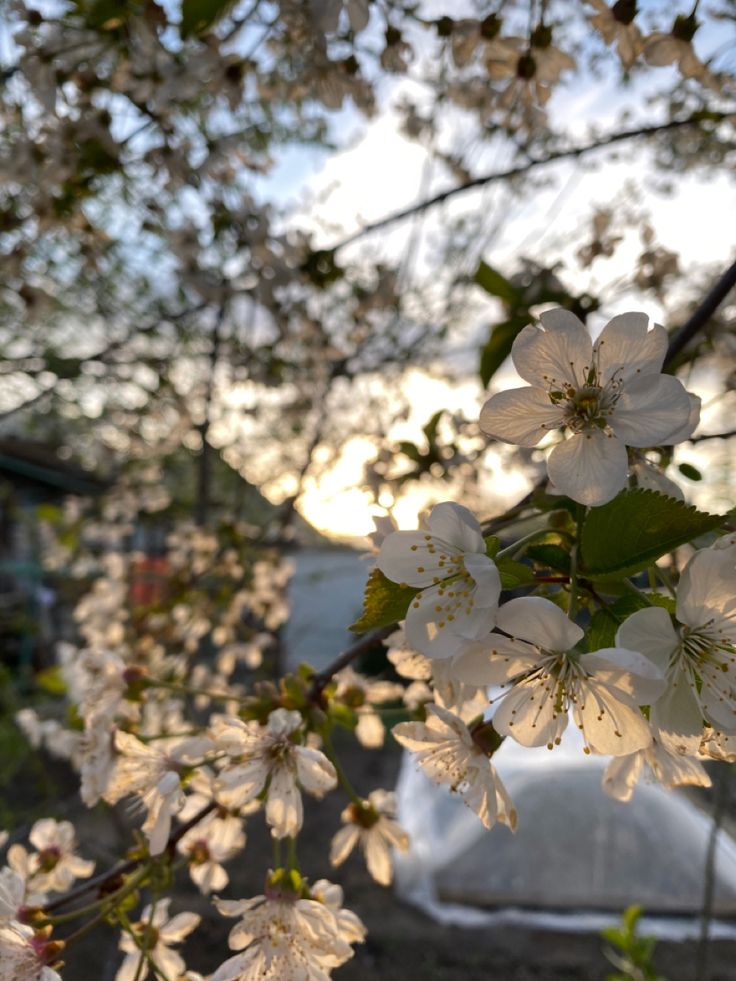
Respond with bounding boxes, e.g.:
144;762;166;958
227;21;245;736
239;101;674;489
25;732;734;981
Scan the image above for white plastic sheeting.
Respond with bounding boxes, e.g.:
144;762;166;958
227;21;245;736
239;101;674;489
394;726;736;938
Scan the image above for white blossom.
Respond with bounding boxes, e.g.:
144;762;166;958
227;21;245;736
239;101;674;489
329;789;409;885
212;875;363;980
116;898;200;981
393;704;516;830
7;820;94;896
377;502;501;659
213;709;336;839
603;738;711;801
453;597;665;754
479;310;695;505
616;544;736;754
104;733;213;855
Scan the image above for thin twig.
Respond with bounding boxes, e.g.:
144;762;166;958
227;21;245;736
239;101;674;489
330;113;727;252
310;625;395;697
41;801;216;913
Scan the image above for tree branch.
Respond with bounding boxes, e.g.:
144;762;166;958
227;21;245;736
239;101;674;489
330;112;727;252
665;256;736;366
310;625;395;697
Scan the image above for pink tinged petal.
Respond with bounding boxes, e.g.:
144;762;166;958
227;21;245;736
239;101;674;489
330;825;360;867
294;747;337;796
677;546;736;633
266;766;303;838
547;429;628;506
574;684;653;755
426;502;485;553
159;911;201;944
479;387;564;447
376;531;454;587
603;752;644;802
452;636;539;685
615;606;679;673
463;554;501;608
492;680;567;748
593;314;666;384
513;314;593;388
582;648;667;706
364;833;392;885
610;374;692;447
495;596;584;650
651;663;704;756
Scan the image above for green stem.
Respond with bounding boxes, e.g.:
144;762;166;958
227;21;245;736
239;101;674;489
321;728;363;806
569;505;585;620
495;528;550;560
286;836;299;872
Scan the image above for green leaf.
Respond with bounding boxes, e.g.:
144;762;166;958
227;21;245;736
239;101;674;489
473;261;519;304
580;489;725;578
484;536;500;558
181;0;237;36
35;667;67;696
678;462;702;481
422;410;444;445
479;318;524;386
349;569;419;633
587;592;676;651
496;557;535;588
526;543;571;573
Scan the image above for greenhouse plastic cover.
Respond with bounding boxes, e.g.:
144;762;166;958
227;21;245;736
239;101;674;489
394;723;736;939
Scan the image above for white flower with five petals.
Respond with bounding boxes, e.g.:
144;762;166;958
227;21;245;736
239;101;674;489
377;502;501;659
393;704;516;830
479;309;695;505
453;597;666;754
329;789;409;886
212;709;337;839
115;898;200;981
616;544;736;754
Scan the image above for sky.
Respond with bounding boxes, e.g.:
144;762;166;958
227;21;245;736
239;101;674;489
240;39;736;540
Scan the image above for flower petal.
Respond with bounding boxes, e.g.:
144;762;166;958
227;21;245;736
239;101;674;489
593;313;666;383
330;825;360;867
463;554;501;608
294;747;337;797
426;502;484;553
676;545;736;635
513;313;593;388
479;387;564;447
495;596;583;651
547;429;628;506
615;606;678;673
377;531;454;588
610;374;692;447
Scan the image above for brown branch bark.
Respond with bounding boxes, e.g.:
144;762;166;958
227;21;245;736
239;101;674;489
665;256;736;366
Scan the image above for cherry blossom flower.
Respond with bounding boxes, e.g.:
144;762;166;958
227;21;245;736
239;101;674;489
332;667;403;748
377;502;501;659
212;709;337;838
115;899;200;981
616;544;736;754
453;597;666;754
0;923;63;980
586;0;643;69
393;704;517;830
479;309;694;505
104;733;213;855
212;873;363;980
643;14;717;88
7;819;94;896
330;789;409;885
603;737;711;801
